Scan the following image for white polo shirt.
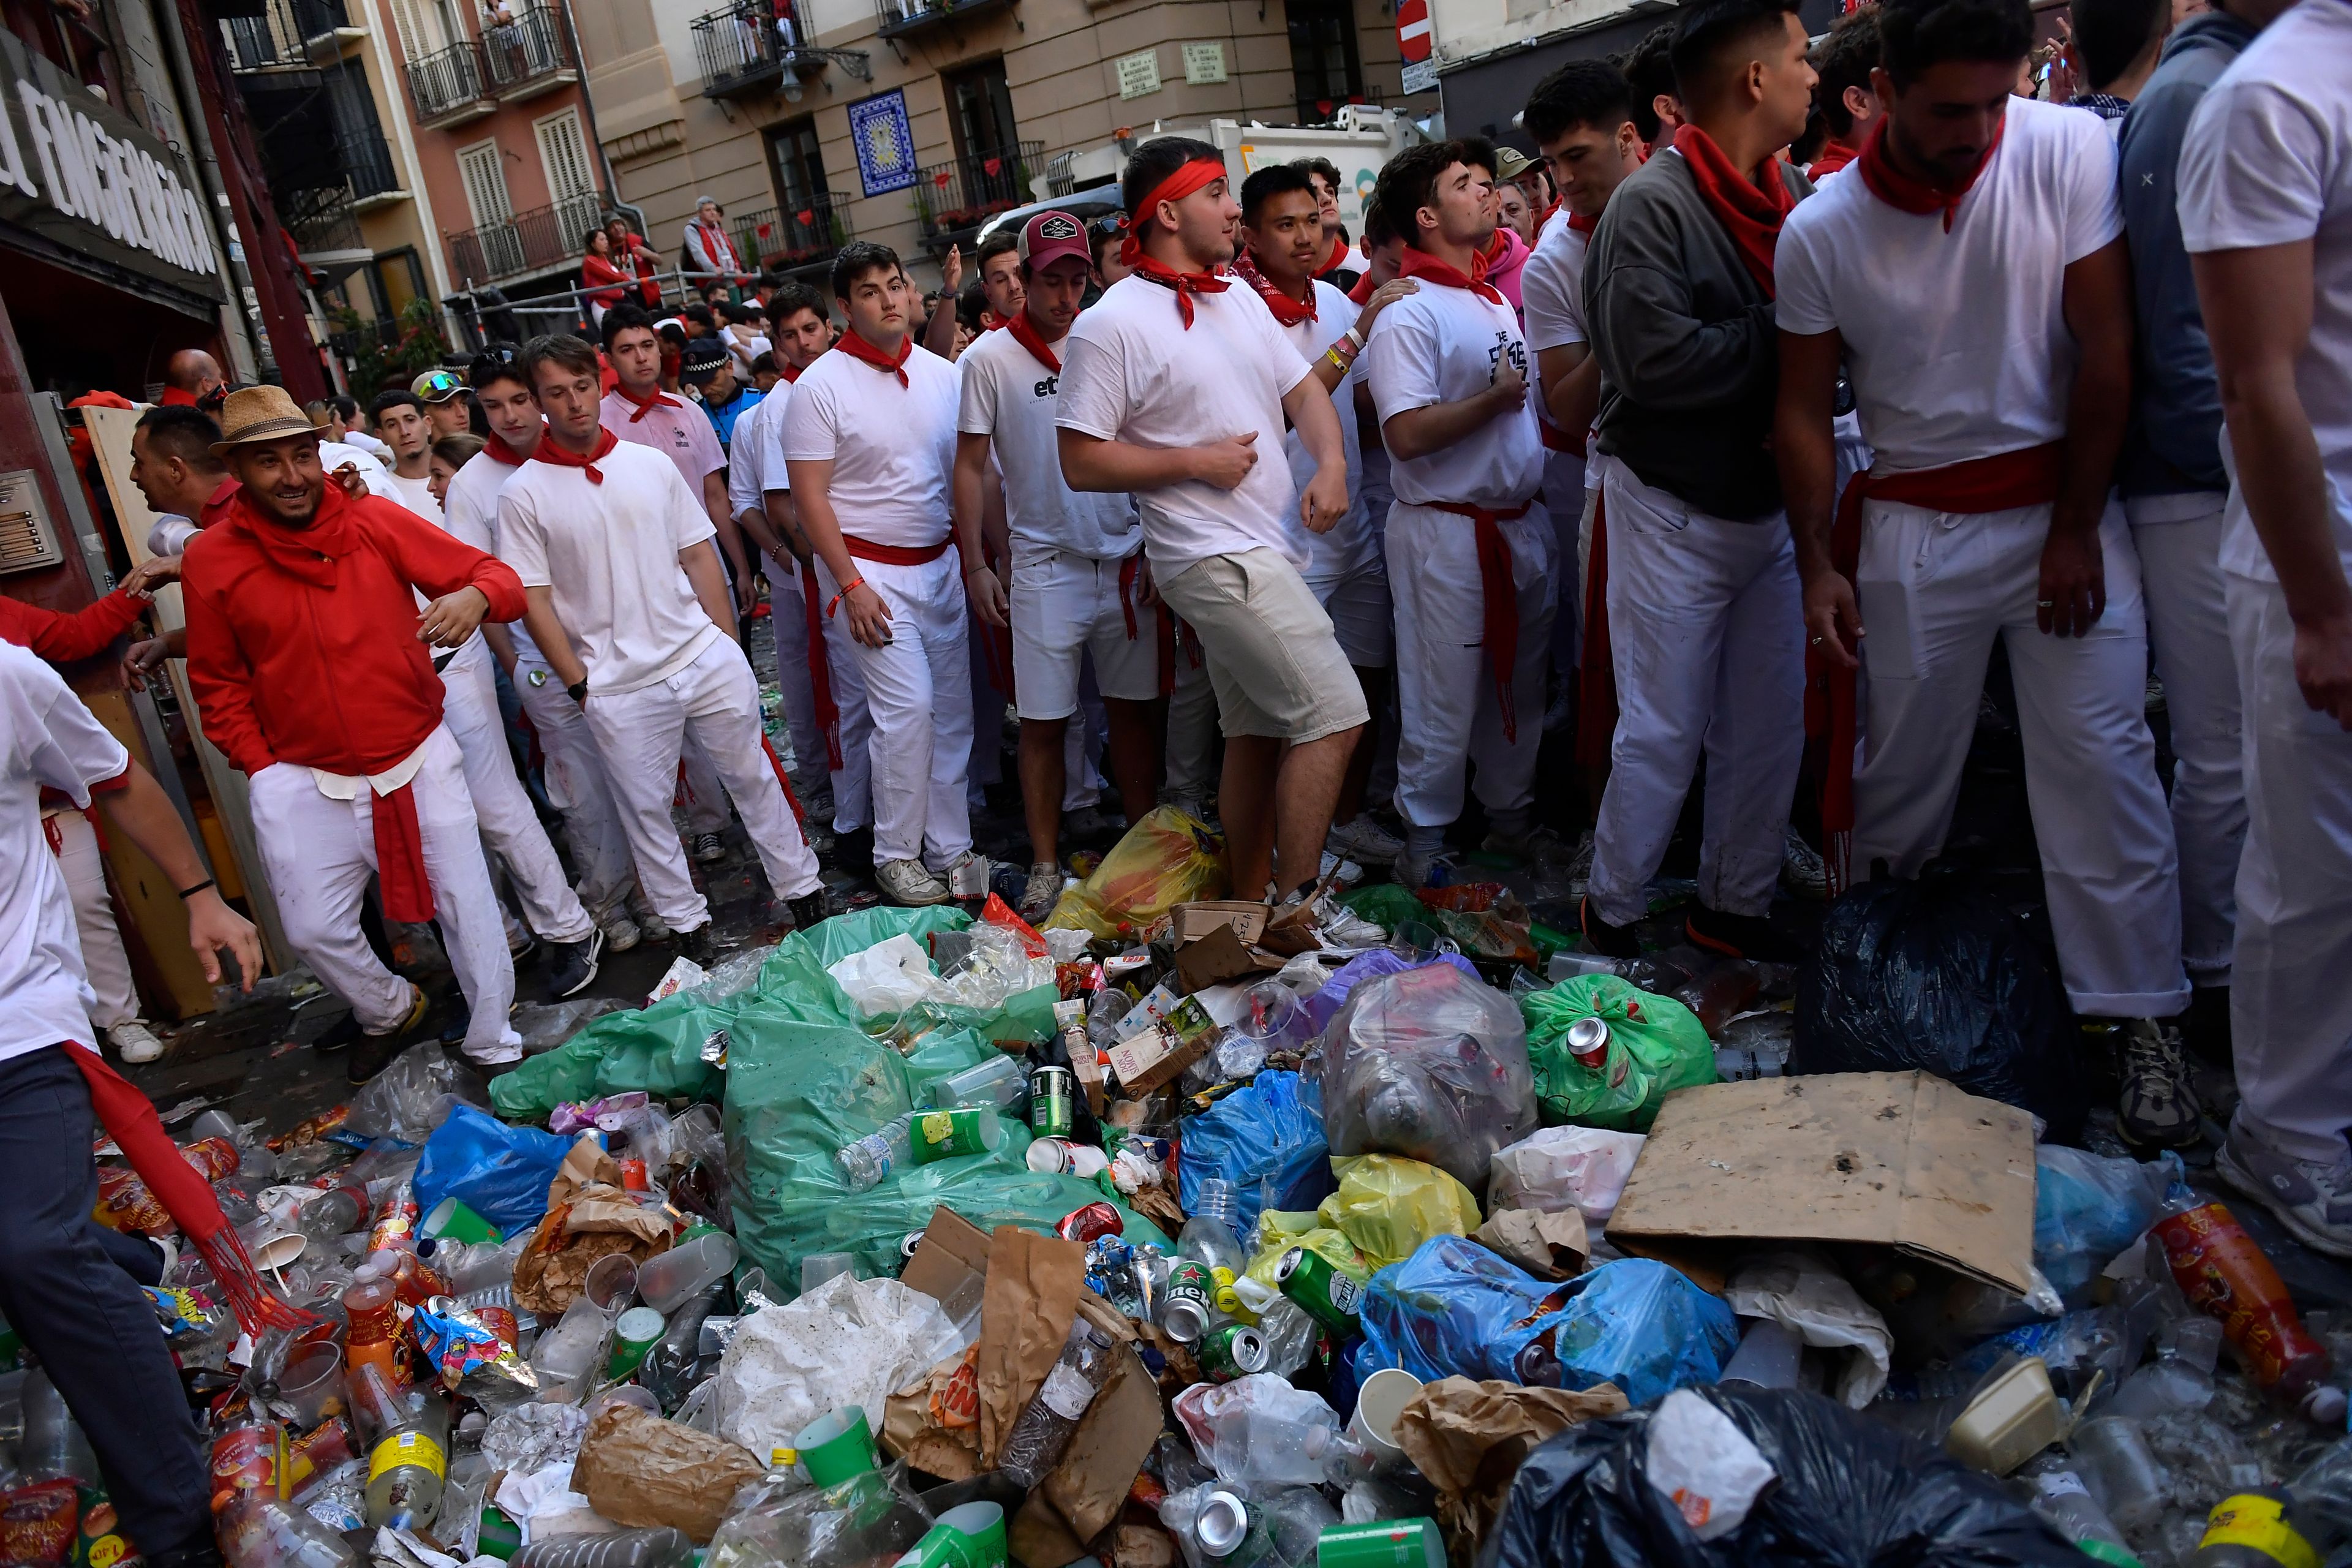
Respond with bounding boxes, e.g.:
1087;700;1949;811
2180;0;2352;580
1057;275;1314;578
602;390;725;498
494;440;723;695
1776;96;2124;473
1;641;129;1061
782;344;959;551
959;323;1140;567
445;450;543;665
1273;281;1374;583
1365;279;1545;511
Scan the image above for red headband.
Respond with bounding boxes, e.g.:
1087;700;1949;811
1120;157;1228;265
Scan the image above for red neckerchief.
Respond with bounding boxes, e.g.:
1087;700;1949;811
837;327;913;386
1808;139;1860;181
1313;228;1350;278
1398;244;1504;306
484;432;533;466
1117;157;1235;328
222;477;360;590
1005;309;1065;374
1674;126;1795;296
1567;209;1599;236
1232;247;1316;328
1856;109;2006;233
783;361;802;384
532;427;620;484
615;382;683;422
1125;252;1232;328
1348;271;1376;305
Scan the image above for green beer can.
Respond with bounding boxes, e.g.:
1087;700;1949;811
1316;1518;1445;1568
1276;1246;1364;1335
1028;1065;1074;1137
1197;1322;1268;1382
1164;1258;1215;1341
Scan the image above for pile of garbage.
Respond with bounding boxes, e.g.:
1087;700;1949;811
10;812;2352;1568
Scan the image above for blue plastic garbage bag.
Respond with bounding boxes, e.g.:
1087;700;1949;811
1351;1235;1736;1407
2035;1146;2180;1306
1178;1071;1332;1235
412;1103;571;1236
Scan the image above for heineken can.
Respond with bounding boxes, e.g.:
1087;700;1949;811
1029;1065;1074;1137
1275;1246;1364;1335
1197;1322;1268;1382
1163;1259;1214;1342
900;1231;926;1262
1315;1519;1444;1568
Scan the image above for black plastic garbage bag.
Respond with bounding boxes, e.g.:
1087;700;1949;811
1790;867;2083;1140
1481;1385;2079;1568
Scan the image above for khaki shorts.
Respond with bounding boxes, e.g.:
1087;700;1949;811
1157;548;1370;744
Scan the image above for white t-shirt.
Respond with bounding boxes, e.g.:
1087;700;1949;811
1057;274;1314;577
1;641;130;1062
782;344;959;550
960;321;1141;566
2180;0;2352;579
1777;97;2123;473
383;468;444;524
1365;278;1545;510
495;440;723;695
726;328;772;377
320;440;399;503
1520;206;1591;355
445;449;545;664
1273;281;1373;581
727;382;791;522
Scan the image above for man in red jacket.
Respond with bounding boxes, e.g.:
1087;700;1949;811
182;387;531;1081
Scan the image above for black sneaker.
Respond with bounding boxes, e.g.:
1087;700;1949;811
347;984;431;1084
1685;906;1805;963
1579;896;1642;960
677;923;717;965
787;890;830;932
692;831;728;864
546;929;603;1000
2116;1017;2204;1150
310;1008;359;1054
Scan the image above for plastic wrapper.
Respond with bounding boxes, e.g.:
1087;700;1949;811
573;1404;767;1544
827;935;946;1019
1177;1071;1332;1237
2034;1147;2180;1307
1721;1252;1893;1408
480;1403;588;1477
711;1273;971;1461
511;998;630;1057
345;1044;483;1145
1352;1237;1736;1407
1790;869;2086;1141
1487;1126;1647;1228
411;1105;570;1236
1521;976;1714;1133
1295;950;1482;1043
1042;805;1230;939
403;1295;535;1396
1314;962;1536;1192
1484;1384;2082;1567
1316;1155;1481;1271
704;1463;933;1568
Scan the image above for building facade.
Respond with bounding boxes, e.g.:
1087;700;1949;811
576;0;1433;291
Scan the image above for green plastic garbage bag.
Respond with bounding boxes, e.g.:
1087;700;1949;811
491;993;735;1120
1341;883;1427;933
756;905;1060;1047
1522;974;1715;1131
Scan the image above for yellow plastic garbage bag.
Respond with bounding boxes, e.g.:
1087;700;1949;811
1318;1155;1482;1270
1245;1210;1374;1298
1042;805;1229;940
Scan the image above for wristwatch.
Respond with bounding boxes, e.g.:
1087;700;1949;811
567;680;589;704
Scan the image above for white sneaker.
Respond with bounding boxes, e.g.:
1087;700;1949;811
1169;790;1209;824
1327;816;1404;867
1394;850;1454;890
1312;895;1387;946
1319;850;1364;888
464;1042;525;1068
1020;861;1061;923
877;858;952;907
599;913;643;954
1780;826;1829;902
632;903;673;942
2215;1126;2352;1259
108;1020;164;1064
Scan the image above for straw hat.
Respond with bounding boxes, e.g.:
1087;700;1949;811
211;385;323;454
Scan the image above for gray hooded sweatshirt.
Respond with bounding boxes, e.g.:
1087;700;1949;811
2117;10;2260;497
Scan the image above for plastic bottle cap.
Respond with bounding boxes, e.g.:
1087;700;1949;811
771;1447;797;1468
678;1223;722;1245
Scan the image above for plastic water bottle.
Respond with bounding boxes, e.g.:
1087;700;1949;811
636;1226;739;1314
998;1318;1119;1487
350;1362;448;1530
2027;1471;2138;1566
639;1282;723;1412
837;1116;916;1191
510;1529;694;1568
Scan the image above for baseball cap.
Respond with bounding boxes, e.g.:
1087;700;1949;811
411;368;466;403
679;338;730;381
1493;147;1536;184
1017;209;1092;274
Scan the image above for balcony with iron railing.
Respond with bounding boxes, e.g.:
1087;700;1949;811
480;6;579;100
688;2;868;100
405;40;491;127
222;0;356;71
873;0;1013;37
449;191;610;286
911;143;1039;244
728;194;851;271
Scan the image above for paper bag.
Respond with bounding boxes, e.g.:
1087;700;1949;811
1471;1209;1588;1281
512;1183;673;1316
882;1342;983;1481
1011;1316;1161;1567
571;1404;766;1543
976;1226;1087;1468
546;1137;624;1206
1392;1376;1629;1560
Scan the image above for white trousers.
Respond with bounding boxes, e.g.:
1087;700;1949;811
45;810;135;1027
678;733;731;835
1544;448;1585;674
814;554;974;868
761;552;827;783
2127;494;2244;984
247;726;519;1059
1588;456;1805;927
1852;497;2187;1017
2227;570;2352;1162
439;641;592;943
585;636;821;930
1386;499;1555;832
770;551;874;834
513;658;641;924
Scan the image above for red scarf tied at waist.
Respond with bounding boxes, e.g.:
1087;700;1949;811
1675;126;1795;295
1120;157;1235;328
615;383;684;422
1810;441;2067;890
1427;499;1538;742
1399;244;1505;306
1856;109;2007;233
1005;310;1063;374
837;327;913;386
530;426;620;485
1232;247;1316;328
67;1043;308;1338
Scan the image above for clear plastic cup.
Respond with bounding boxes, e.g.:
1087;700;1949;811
277;1345;347;1428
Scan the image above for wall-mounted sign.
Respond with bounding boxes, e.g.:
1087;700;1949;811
1182;42;1226;84
849;88;917;197
1115;49;1161;100
0;26;224;305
